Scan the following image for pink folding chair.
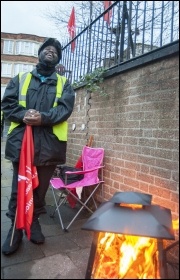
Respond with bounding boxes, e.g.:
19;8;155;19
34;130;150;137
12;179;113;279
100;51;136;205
49;146;104;231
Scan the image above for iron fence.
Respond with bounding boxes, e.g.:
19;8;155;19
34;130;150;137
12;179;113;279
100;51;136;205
58;1;179;84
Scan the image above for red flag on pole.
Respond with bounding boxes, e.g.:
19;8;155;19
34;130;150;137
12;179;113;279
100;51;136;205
67;7;76;52
16;125;39;240
103;1;112;25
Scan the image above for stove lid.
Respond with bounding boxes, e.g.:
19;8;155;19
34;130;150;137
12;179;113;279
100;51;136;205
110;191;152;205
82;192;175;240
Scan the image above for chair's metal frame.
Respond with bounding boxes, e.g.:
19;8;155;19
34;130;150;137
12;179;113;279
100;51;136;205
50;146;104;231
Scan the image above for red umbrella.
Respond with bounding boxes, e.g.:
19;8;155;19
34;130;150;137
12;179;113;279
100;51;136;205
75;135;94;168
67;136;94;208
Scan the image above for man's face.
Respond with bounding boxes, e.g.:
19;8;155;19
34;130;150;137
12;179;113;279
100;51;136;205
40;45;59;65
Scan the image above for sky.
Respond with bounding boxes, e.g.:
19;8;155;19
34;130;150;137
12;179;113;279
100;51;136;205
1;1;67;38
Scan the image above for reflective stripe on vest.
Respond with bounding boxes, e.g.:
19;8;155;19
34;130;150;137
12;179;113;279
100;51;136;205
8;72;68;141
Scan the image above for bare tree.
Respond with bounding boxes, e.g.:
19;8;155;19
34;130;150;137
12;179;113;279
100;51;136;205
42;1;178;47
41;1;179;83
42;1;107;42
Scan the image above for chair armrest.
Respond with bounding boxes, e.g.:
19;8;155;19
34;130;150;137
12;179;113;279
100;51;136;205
65;165;104;175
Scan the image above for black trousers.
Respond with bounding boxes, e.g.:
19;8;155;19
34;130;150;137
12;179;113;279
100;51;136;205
7;162;56;220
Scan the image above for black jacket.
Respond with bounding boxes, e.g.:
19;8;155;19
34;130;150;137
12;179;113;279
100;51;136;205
1;69;75;166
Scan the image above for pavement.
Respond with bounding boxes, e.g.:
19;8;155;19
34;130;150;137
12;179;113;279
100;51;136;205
1;136;94;279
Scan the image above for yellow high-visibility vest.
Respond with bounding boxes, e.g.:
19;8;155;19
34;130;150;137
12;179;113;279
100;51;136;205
8;72;68;141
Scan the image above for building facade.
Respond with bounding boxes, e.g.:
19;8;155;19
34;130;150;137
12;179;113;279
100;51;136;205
1;32;46;136
1;32;46;100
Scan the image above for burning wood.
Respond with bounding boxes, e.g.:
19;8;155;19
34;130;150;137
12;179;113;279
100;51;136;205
92;232;158;279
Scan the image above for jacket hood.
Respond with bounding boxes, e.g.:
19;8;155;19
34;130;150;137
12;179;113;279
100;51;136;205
38;38;62;62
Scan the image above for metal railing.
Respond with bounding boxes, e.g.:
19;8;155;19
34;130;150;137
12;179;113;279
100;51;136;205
60;1;179;83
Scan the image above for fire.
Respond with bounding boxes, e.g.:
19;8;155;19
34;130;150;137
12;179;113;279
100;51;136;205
120;203;143;209
172;219;179;230
92;232;158;279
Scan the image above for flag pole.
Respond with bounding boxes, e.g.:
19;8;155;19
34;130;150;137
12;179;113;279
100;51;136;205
10;208;17;246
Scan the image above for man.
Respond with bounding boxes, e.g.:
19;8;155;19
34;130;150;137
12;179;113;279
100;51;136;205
1;38;75;255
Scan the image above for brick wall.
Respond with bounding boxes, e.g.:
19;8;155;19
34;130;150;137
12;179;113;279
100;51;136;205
66;53;179;238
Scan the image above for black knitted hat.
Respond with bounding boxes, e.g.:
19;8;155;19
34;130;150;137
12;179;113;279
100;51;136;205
38;38;62;62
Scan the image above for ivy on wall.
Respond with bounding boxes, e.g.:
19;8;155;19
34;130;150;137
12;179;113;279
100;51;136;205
72;67;108;96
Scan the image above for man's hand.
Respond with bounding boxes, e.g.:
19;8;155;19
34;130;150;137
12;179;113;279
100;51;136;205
23;109;42;126
24;109;37;118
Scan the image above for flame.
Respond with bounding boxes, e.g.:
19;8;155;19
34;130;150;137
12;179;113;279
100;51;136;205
120;203;143;209
172;219;179;230
119;235;156;278
92;232;158;279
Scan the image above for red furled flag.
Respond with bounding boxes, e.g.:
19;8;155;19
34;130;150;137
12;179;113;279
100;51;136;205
103;1;112;25
16;125;39;240
67;7;76;52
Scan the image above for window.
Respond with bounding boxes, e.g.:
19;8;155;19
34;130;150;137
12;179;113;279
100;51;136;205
3;40;14;54
1;63;12;77
13;64;35;77
15;41;40;57
1;63;35;78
